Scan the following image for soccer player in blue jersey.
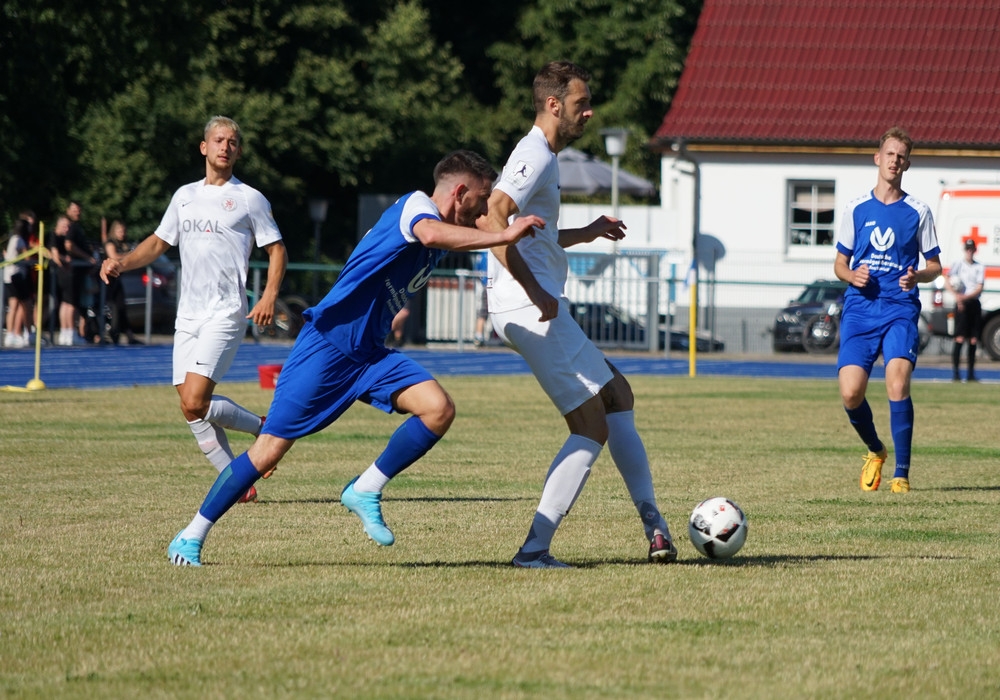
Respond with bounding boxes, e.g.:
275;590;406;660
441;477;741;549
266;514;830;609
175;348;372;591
835;127;941;494
167;150;544;566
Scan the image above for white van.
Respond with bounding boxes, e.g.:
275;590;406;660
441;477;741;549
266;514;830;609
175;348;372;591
925;184;1000;359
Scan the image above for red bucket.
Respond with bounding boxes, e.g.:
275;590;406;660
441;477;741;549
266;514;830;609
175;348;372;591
257;364;283;389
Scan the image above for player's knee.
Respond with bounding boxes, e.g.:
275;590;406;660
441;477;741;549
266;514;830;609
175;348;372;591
422;393;456;434
248;437;291;473
178;393;210;421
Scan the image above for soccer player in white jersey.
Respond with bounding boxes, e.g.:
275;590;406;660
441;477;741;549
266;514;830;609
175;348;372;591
479;61;677;568
100;116;287;503
835;127;941;494
164;150;543;566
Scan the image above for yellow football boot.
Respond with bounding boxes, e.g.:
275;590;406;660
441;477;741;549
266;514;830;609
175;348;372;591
860;448;888;491
890;477;910;493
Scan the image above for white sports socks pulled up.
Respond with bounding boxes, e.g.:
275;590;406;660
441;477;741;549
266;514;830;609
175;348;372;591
521;434;602;554
187;418;234;472
606;410;669;539
205;396;263;434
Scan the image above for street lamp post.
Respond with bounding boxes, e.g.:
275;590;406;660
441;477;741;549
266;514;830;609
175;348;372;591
601;128;629;313
308;197;328;301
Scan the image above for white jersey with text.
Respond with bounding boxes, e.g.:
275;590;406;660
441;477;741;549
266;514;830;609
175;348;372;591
488;125;566;313
154;176;282;324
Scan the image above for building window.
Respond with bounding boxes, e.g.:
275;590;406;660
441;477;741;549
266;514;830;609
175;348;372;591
788;181;835;247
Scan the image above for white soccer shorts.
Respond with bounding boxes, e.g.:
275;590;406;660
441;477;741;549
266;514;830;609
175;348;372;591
490;299;613;416
172;316;246;386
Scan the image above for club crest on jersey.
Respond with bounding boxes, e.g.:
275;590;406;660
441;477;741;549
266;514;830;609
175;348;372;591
221;198;237;212
407;264;434;294
503;160;534;190
869;226;895;252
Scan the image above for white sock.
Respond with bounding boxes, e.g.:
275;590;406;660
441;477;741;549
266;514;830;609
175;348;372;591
205;396;263;435
180;512;214;543
354;463;390;493
521;434;602;554
188;418;234;472
606;410;669;539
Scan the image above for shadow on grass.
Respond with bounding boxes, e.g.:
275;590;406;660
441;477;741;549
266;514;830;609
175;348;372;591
263;495;531;505
925;486;1000;492
239;551;966;569
569;552;968;568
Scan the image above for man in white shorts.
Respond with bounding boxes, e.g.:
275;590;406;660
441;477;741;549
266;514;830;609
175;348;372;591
101;116;287;503
479;61;677;568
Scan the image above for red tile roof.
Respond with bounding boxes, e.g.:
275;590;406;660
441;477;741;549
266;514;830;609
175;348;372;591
652;0;1000;151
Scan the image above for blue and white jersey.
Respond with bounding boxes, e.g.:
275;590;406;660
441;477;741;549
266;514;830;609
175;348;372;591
303;191;445;360
836;191;940;305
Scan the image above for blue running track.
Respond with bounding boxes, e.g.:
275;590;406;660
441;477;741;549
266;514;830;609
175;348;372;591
0;341;989;390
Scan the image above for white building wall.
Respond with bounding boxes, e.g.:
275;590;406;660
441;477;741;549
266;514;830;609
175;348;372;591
560;151;1000;310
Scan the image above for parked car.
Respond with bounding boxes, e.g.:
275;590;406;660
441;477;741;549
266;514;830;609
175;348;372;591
568;301;725;352
774;279;933;354
117;254;178;333
772;280;848;352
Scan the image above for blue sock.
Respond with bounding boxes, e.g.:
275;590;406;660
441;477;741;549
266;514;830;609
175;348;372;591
198;452;261;523
889;398;913;479
845;400;884;453
374;416;441;479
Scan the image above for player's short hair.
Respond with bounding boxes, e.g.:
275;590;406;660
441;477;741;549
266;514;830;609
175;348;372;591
532;61;591;114
433;150;497;186
204;115;243;146
879;126;913;155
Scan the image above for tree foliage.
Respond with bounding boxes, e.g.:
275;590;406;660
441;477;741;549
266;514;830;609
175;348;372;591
1;0;700;266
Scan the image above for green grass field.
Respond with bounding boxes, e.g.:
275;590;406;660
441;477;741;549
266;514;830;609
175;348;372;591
2;373;999;698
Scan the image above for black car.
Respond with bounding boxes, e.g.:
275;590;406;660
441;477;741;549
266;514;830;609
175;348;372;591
772;280;848;352
117;254;178;333
568;301;725;352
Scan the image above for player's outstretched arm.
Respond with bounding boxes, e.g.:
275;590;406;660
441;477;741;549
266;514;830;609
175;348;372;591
99;233;171;283
558;215;627;248
412;214;542;253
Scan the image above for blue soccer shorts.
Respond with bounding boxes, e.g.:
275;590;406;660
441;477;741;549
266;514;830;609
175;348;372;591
262;322;435;440
837;298;921;374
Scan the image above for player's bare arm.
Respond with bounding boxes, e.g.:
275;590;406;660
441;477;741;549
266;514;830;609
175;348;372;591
899;256;942;291
478;190;559;321
99;233;171;283
247;240;288;326
413;215;543;253
557;215;627;248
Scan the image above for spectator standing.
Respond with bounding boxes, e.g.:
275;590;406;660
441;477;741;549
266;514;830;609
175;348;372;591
49;214;87;345
944;239;984;382
3;218;33;347
102;219;140;345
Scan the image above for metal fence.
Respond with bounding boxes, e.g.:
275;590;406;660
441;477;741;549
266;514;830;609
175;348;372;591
421;251;816;355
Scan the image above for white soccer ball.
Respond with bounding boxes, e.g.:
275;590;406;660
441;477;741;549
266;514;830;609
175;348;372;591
948;275;965;294
688;497;748;559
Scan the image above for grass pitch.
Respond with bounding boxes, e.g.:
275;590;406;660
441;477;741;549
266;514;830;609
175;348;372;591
2;372;999;698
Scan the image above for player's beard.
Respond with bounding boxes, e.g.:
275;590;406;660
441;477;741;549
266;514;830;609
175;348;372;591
557;115;587;145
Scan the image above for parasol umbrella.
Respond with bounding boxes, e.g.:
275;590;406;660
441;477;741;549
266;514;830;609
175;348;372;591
557;147;657;197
